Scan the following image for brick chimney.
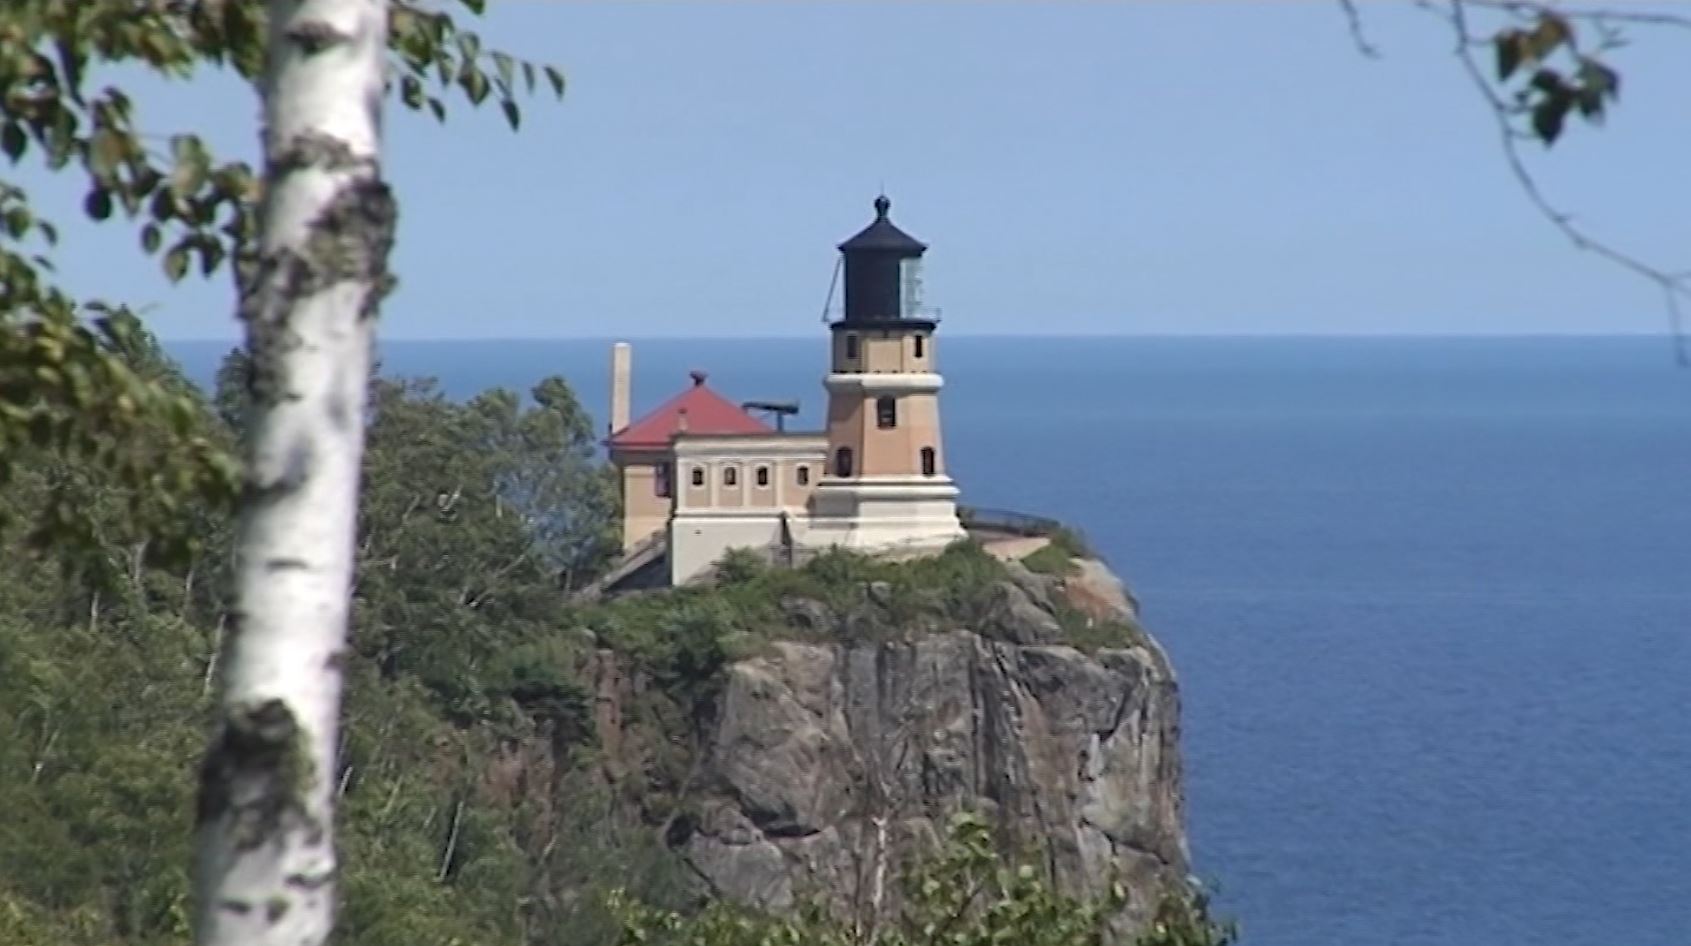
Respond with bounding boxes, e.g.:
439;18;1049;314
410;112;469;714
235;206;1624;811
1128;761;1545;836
609;341;632;435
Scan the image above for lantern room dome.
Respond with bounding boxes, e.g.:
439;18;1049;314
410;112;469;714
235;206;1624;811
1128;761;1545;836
837;195;927;256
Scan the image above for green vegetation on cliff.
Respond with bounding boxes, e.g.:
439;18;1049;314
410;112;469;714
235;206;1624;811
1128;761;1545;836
0;336;1219;946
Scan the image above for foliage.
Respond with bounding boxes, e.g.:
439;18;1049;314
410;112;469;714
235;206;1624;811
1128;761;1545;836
1021;542;1080;577
606;811;1237;946
0;335;1182;946
0;338;660;946
0;0;565;566
348;370;617;717
1489;10;1620;147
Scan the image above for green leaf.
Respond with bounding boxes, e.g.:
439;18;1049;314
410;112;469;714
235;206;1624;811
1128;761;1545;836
428;97;447;123
401;74;424;108
543;65;566;99
1526;13;1571;61
141;223;162;253
492;51;515;88
522;61;536;92
150;188;176;222
458;31;482;61
163;246;190;282
501;99;520;131
1495;31;1523;81
199;240;226;276
1529;68;1563;95
89;128;127;180
85;188;113;221
1578;57;1621;102
462;67;491;105
3;207;29;239
0;122;24;162
1532;97;1568;146
170;134;209;197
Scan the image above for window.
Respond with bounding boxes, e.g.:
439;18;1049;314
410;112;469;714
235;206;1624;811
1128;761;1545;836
755;465;770;487
796;465;810;486
723;466;738;487
876;396;897;429
844;334;859;360
913;334;925;358
920;447;937;476
690;466;705;487
834;447;854;478
655;462;672;497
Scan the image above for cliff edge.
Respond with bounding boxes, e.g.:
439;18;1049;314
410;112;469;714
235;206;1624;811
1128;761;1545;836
587;546;1189;935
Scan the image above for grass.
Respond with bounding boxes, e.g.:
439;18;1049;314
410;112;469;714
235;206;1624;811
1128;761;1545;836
1019;541;1079;576
568;536;1148;700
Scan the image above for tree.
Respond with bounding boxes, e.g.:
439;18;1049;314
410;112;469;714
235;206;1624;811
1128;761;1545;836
190;6;394;944
1343;0;1691;356
0;2;563;945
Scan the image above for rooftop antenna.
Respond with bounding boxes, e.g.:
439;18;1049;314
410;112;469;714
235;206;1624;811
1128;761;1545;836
742;400;800;432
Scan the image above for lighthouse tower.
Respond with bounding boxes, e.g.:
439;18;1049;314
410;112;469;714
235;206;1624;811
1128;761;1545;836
806;195;966;551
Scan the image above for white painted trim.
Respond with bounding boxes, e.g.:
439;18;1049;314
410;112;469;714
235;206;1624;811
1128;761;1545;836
672;509;793;522
823;372;944;395
673;433;827;455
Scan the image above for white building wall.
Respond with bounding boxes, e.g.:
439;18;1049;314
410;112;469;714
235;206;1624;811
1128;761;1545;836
668;433;826;585
669;511;788;584
802;474;965;552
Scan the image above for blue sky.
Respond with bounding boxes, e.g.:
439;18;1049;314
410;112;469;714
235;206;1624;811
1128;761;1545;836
15;1;1691;339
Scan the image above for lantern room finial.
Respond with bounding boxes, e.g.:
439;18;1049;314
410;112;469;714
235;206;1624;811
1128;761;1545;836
873;194;891;219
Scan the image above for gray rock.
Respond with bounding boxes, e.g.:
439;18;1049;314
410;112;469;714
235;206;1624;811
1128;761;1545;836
589;560;1188;940
780;596;836;635
982;579;1064;644
1002;559;1060;612
680;583;1188;935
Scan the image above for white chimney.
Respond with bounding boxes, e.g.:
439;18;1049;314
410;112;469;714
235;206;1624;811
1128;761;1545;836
609;341;632;435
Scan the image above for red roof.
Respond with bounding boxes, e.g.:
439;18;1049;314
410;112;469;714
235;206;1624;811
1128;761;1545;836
608;374;770;449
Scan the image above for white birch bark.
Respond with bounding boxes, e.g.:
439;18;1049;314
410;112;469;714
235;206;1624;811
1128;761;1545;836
193;2;394;945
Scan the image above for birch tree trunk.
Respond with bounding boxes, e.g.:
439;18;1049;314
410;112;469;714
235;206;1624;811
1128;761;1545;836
193;2;394;945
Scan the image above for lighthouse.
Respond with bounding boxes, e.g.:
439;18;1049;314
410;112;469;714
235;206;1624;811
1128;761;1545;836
806;195;966;551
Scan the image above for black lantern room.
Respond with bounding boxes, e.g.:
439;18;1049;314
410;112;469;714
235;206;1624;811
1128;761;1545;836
835;195;933;329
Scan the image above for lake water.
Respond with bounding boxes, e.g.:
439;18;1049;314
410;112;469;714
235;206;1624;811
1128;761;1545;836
174;335;1691;946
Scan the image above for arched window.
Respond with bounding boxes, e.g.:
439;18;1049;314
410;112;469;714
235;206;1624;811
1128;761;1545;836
920;447;936;476
796;465;810;486
834;447;854;478
755;465;770;487
913;334;925;359
723;466;738;487
690;466;705;487
876;396;897;429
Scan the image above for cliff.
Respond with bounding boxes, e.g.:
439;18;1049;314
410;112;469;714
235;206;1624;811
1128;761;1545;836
585;547;1190;936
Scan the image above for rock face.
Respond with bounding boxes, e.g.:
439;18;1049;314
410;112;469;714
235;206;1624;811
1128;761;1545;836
661;558;1190;933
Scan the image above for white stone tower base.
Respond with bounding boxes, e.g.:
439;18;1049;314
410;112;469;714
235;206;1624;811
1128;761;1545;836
799;475;966;552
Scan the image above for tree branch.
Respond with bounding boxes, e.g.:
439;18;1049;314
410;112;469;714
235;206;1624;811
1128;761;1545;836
1337;0;1382;57
1460;0;1691;33
1439;0;1691;362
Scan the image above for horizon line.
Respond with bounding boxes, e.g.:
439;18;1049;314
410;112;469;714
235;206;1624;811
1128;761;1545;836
158;330;1682;343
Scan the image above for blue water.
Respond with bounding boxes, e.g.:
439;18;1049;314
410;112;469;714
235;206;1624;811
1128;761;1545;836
172;336;1691;946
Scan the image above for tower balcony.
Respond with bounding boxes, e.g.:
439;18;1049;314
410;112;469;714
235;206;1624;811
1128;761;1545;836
823;304;945;326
